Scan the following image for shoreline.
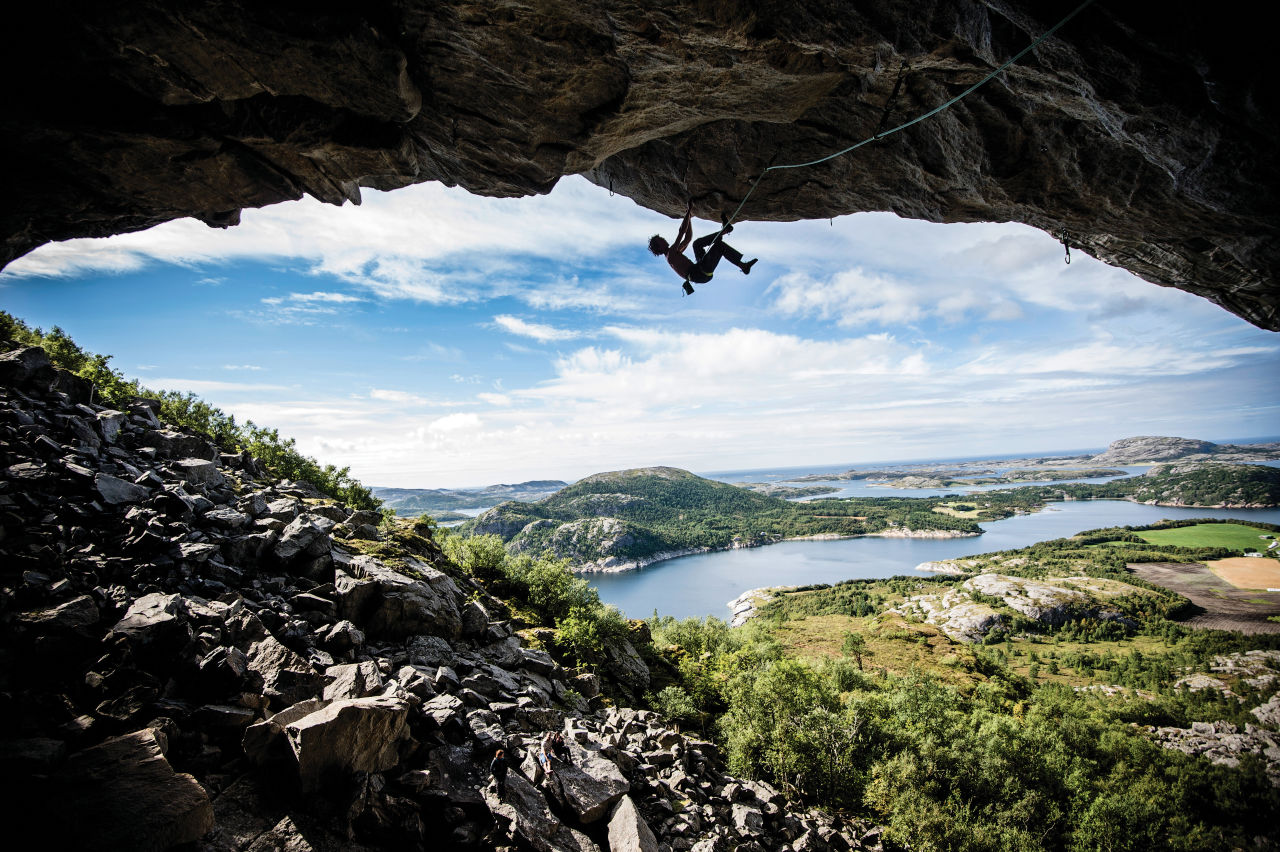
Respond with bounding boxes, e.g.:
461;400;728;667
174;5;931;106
571;527;982;574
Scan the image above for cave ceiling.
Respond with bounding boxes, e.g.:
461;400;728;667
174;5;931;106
3;0;1276;328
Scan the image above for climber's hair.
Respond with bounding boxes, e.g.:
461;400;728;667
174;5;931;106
648;235;668;255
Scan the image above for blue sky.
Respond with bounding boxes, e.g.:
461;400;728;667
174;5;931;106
3;176;1277;488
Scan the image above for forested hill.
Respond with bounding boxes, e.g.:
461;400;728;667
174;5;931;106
464;466;980;570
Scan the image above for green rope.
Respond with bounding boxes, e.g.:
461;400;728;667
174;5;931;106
723;0;1098;226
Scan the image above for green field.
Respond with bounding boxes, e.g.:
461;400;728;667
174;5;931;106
1133;522;1276;551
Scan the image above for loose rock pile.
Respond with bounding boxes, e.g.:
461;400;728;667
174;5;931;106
0;346;877;852
1146;721;1280;787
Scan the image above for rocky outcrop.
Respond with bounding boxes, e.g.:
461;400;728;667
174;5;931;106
3;2;1279;329
1090;436;1280;465
0;346;881;851
1146;721;1280;787
895;573;1143;641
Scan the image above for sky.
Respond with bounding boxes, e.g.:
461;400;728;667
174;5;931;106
2;176;1278;488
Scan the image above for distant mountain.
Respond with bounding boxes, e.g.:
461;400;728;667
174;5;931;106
373;480;568;515
464;466;975;571
1090;436;1280;465
1126;462;1280;508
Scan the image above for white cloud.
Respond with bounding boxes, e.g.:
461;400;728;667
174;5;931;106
368;388;430;405
223;364;263;371
428;413;482;433
493;315;580;342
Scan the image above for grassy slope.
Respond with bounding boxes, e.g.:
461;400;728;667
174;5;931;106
1134;523;1277;551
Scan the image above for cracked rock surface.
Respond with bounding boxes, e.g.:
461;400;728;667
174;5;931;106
2;1;1277;328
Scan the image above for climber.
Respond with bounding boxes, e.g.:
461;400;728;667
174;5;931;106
490;748;508;797
550;731;571;765
649;202;757;295
538;731;557;779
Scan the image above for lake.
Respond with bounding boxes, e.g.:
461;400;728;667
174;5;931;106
588;500;1280;621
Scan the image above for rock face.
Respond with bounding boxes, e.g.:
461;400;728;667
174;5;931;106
0;346;882;851
3;2;1278;328
896;573;1143;641
1090;436;1280;465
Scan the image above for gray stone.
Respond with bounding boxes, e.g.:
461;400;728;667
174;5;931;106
323;661;385;701
320;619;365;652
340;555;462;639
405;634;454;667
421;693;466;727
547;740;629;823
147;430;215;460
284;696;410;793
520;647;558;675
274;515;335;563
17;594;100;633
205;506;250;528
394;665;437;700
245;633;323;706
95;472;151;505
51;729;212;850
243;698;330;765
461;599;489;637
96;409;127;443
732;804;764;833
484;771;561;851
609;795;660;852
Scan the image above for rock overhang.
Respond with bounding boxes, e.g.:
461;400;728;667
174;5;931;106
2;0;1276;328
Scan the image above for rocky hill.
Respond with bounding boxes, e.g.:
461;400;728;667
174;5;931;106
375;481;569;517
0;348;878;851
1126;462;1280;509
1089;436;1280;465
466;467;942;572
3;2;1278;329
894;572;1150;643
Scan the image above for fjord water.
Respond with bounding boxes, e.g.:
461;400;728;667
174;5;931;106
589;501;1280;621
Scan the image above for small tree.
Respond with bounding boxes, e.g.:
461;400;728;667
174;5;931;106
841;631;868;671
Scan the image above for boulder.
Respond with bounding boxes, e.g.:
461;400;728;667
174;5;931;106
608;795;660;852
40;729;212;851
243;698;330;765
600;635;650;696
245;633;323;706
0;346;52;384
173;457;225;487
95;472;151;505
460;599;489;637
323;661;385;701
547;743;629;823
484;771;561;851
405;634;454;667
274;515;335;563
110;592;187;646
146;430;215;460
96;409;127;443
205;506;250;529
284;696;410;793
17;594;100;634
320;619;365;652
338;555;462;639
421;693;466;727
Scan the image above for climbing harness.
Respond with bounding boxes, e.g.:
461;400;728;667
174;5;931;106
1059;229;1072;264
720;0;1098;230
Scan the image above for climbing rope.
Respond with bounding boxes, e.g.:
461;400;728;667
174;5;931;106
721;0;1098;228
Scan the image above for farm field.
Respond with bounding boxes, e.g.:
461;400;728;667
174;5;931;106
1133;522;1276;551
1208;556;1280;590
